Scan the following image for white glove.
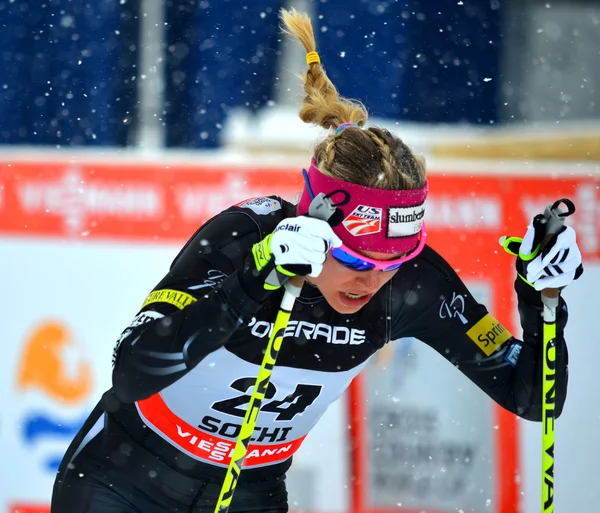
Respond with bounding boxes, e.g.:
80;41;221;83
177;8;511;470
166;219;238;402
519;221;583;291
270;216;342;278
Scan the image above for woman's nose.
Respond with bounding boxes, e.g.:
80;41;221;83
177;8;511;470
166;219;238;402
354;271;381;289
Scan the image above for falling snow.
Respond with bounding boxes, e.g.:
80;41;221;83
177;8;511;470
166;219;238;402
0;1;596;512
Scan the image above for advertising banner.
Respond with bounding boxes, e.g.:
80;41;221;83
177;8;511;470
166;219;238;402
0;156;598;513
0;241;179;513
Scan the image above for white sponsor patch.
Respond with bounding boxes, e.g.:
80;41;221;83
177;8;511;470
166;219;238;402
237;197;281;215
387;203;425;237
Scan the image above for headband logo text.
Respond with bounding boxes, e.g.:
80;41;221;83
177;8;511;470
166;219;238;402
388;204;425;238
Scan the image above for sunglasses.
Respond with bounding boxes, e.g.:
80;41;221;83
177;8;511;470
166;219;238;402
330;224;427;272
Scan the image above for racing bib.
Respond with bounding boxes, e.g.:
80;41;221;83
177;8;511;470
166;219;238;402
136;346;369;468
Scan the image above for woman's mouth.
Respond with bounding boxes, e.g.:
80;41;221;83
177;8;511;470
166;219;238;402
338;291;373;308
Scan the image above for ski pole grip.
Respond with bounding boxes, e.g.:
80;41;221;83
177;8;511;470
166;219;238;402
540;198;575;300
284;192;344;296
286;275;305;293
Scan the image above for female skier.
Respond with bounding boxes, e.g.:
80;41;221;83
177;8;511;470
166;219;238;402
51;8;582;513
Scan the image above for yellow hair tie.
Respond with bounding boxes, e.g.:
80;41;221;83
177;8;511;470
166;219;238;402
306;51;320;66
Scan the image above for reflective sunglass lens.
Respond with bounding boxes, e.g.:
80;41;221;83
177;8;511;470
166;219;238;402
331;249;374;271
384;263;403;272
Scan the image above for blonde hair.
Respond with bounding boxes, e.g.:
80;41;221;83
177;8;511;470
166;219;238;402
280;8;426;190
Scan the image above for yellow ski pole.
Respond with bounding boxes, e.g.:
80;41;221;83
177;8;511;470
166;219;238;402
215;192;340;513
540;198;575;513
214;276;303;513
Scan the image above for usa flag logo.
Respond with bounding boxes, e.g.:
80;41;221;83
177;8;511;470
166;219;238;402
342;205;382;236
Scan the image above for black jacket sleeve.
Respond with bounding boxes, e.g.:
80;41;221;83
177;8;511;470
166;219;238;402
111;205;283;403
391;246;568;421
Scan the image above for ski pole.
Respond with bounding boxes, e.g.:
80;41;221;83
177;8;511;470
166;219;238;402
214;276;303;513
215;192;340;513
540;198;575;513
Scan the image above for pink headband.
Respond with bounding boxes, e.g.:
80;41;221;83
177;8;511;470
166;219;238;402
297;158;428;253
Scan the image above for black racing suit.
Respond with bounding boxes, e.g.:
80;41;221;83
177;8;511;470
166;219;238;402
51;197;569;513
